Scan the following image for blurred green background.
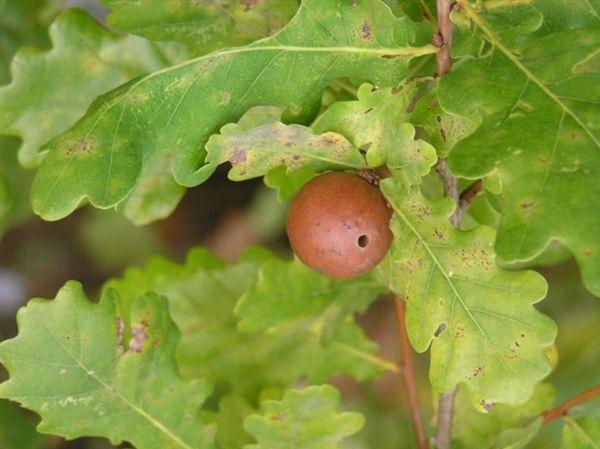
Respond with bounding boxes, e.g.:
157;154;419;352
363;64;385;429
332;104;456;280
0;1;598;449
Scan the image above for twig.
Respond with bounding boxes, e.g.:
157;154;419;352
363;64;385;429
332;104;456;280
393;296;430;449
433;4;460;446
435;0;454;76
541;384;600;425
436;388;458;449
452;179;483;224
435;158;460;227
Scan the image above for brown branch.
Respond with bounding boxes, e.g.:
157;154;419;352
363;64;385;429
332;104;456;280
435;388;458;449
435;0;454;76
451;179;483;224
541;384;600;425
393;296;430;449
433;5;460;446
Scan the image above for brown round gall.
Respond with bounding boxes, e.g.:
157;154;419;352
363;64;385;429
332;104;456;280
286;171;393;279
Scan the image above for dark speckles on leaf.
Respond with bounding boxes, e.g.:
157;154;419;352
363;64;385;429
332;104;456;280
360;21;371;39
65;138;94;155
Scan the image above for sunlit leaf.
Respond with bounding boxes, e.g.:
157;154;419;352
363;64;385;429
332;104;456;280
380;173;556;410
0;282;216;449
313;81;437;186
30;0;436;223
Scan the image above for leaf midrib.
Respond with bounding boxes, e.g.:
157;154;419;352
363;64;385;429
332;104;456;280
391;202;513;382
40;317;195;449
462;3;600;150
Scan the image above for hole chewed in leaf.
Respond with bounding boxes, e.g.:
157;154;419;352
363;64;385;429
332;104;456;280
434;323;447;337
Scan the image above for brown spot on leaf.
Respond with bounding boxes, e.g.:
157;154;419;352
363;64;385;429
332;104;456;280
66;139;94;156
481;400;495;412
270;411;285;421
229;147;247;164
128;325;148;353
360;20;371;39
241;0;257;11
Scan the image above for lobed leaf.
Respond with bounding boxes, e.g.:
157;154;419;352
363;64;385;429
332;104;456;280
440;2;600;296
237;257;386;335
313;81;437;187
30;0;436;223
243;385;364;449
452;383;554;449
102;0;298;56
0;9;176;168
0;282;215;449
204;110;366;183
105;248;394;398
380;174;557;410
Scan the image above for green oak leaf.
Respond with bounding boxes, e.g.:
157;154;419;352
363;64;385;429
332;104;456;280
104;247;394;398
0;281;216;449
243;385;364;449
203;114;366;183
453;383;554;449
30;0;437;223
410;86;481;157
102;0;298;56
379;175;557;410
440;3;600;296
313;82;437;187
0;8;176;168
561;399;600;449
237;257;386;336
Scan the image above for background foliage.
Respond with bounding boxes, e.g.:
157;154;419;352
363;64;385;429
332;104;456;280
0;1;598;448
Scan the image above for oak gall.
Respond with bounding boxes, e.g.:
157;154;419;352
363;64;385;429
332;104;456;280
286;172;393;278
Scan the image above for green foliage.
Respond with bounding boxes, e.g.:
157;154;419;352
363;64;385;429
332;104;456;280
1;0;599;448
204;107;366;189
1;9;179;168
0;399;47;449
380;171;556;410
29;0;435;224
440;1;600;296
244;385;364;449
560;399;600;449
105;248;393;397
102;0;298;56
452;383;554;449
313;82;437;185
0;282;215;449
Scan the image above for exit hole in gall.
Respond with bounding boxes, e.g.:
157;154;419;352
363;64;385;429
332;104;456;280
357;234;369;248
